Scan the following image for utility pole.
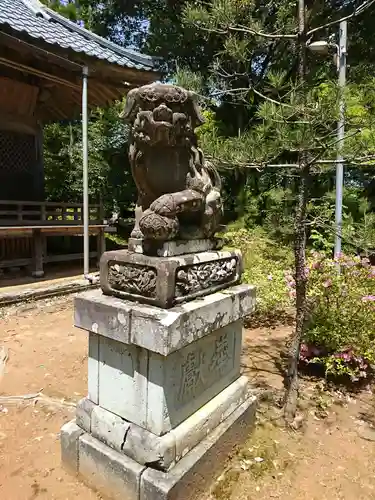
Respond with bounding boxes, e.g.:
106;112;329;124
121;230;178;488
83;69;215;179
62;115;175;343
82;65;90;278
334;20;347;258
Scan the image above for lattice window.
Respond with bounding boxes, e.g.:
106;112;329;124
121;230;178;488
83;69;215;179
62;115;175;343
0;130;35;174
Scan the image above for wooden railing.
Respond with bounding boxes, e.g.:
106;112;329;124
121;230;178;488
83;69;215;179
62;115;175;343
0;200;103;226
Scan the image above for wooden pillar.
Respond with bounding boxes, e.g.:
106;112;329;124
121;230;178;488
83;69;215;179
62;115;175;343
97;229;106;267
32;229;44;278
35;124;45;201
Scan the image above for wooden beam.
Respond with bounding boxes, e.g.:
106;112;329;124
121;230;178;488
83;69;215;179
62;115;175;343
0;56;81;90
31;229;44;277
0;225;106;237
0;30;158;88
0;110;38;134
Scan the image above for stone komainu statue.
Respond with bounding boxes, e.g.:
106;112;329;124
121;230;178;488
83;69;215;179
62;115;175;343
122;83;223;242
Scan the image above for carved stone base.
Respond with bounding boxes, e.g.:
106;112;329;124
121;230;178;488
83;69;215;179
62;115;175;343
128;238;223;257
75;376;252;471
61;393;257;500
100;249;243;308
66;279;257;500
81;322;243;436
74;285;255;435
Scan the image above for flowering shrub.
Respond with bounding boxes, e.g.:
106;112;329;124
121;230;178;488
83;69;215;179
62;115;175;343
297;253;375;382
223;226;375;383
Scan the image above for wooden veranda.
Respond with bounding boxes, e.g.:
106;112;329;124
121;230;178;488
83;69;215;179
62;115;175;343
0;0;159;278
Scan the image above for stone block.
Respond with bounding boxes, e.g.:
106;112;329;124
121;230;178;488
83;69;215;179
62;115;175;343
75;284;256;355
100;249;242;308
74;294;131;344
60;420;84;474
75;376;250;471
76;397;96;433
79;433;145;500
144;321;242;434
128;238;223;257
89;321;242;435
95;337;149;429
62;393;256;500
88;332;99;403
172;375;250;462
123;425;176;471
140;394;257;500
91;405;130;452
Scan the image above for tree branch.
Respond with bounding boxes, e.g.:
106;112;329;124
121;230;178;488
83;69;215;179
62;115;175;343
205;86;295;108
307;0;375;36
228;24;297;39
307;129;361;167
188;21;297;39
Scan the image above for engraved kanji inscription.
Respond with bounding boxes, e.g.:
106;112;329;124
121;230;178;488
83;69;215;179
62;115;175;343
178;351;205;403
209;333;230;374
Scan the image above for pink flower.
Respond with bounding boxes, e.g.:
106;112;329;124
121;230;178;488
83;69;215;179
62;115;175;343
323;279;332;288
288;289;296;299
361;257;371;268
311;261;321;270
267;274;273;281
299;343;322;360
362;295;375;302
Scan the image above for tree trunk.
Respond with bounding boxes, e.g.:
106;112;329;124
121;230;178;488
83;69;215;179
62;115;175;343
283;0;308;423
284;162;309;422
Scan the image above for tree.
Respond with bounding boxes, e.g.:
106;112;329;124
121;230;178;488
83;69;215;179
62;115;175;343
43;103;137;214
178;0;375;422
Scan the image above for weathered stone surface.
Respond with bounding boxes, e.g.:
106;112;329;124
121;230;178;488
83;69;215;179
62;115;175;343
122;83;222;243
60;420;84;474
172;375;250;462
140;394;257;500
123;424;176;471
74;294;131;343
130;285;254;355
144;321;242;435
95;337;149;429
100;249;242;308
75;376;250;471
75;284;255;355
88;321;242;435
79;433;145;500
88;332;99;404
91;405;130;452
128;238;223;257
76;398;96;433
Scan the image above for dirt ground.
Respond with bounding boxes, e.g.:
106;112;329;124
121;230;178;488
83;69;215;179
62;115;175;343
0;295;374;500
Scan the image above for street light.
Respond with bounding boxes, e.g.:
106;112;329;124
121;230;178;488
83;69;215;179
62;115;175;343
307;21;348;259
308;40;338;55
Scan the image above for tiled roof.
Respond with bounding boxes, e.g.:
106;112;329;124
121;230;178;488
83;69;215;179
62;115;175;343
0;0;156;72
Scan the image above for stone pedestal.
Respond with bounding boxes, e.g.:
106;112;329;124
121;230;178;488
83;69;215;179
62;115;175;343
100;248;243;308
61;283;257;499
128;237;223;257
61;82;258;499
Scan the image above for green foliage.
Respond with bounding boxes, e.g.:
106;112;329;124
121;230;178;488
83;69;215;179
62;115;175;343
40;0;82;23
308;187;375;255
224;227;375;383
299;254;375;381
221;226;294;316
43;103;137;214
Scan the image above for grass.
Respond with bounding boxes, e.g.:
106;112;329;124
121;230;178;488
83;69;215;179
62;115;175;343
211;416;295;499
